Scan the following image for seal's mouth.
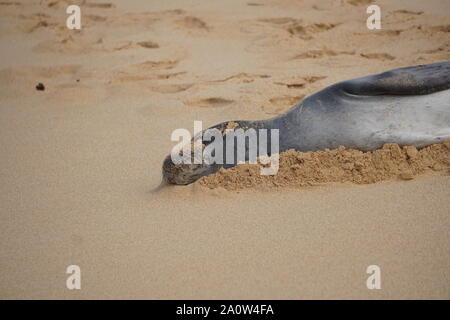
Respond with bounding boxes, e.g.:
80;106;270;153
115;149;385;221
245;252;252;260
162;155;219;185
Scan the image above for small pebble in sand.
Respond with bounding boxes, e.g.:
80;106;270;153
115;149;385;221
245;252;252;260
35;83;45;91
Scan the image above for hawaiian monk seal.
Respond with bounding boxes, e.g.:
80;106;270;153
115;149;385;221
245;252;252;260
162;61;450;185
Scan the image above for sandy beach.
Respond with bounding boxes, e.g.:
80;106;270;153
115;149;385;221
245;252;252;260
0;0;449;299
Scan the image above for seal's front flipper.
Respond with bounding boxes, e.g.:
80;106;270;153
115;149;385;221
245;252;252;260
341;61;450;96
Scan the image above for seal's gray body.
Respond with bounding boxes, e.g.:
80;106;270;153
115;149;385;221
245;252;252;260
274;70;450;152
163;61;450;185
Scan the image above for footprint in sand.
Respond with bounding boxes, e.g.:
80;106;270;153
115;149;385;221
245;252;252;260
418;43;450;60
303;76;327;83
84;2;115;9
0;2;21;6
84;14;108;23
157;72;187;80
269;95;304;106
392;9;423;15
429;25;450;33
210;73;270;84
275;76;326;89
46;0;113;9
293;49;355;59
137;41;160;49
286;22;337;40
360;53;396;61
258;17;297;25
421;43;450;54
34;35;102;54
263;95;304;115
259;18;337;40
370;29;403;36
175;16;210;31
345;0;374;6
112;61;181;84
149;83;192;94
18;12;57;33
135;60;179;70
46;0;81;9
184;97;234;108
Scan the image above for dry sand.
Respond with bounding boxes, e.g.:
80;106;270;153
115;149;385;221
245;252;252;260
0;0;449;299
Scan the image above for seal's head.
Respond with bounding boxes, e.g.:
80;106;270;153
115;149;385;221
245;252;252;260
162;154;220;185
161;120;249;185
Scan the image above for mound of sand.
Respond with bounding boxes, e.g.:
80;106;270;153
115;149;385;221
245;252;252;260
199;140;450;190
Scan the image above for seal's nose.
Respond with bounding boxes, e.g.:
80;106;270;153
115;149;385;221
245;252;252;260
161;155;197;185
162;155;178;184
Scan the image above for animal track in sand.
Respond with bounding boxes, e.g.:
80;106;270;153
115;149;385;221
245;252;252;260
269;95;304;107
84;2;115;9
94;9;183;29
184;97;234;108
286;22;337;39
274;76;326;89
274;82;305;89
137;41;159;49
0;1;20;5
421;43;450;54
157;72;187;80
135;60;179;70
113;65;184;84
149;83;192;94
17;13;57;33
345;0;373;6
293;49;355;59
175;16;209;31
263;95;304;115
210;73;270;84
113;73;153;83
360;53;396;61
303;76;327;83
33;35;103;54
392;9;423;15
46;0;114;9
84;14;108;23
259;17;297;25
429;25;450;33
354;28;404;37
259;18;337;40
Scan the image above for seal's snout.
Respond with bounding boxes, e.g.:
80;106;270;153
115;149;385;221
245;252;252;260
162;155;218;185
162;155;184;185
